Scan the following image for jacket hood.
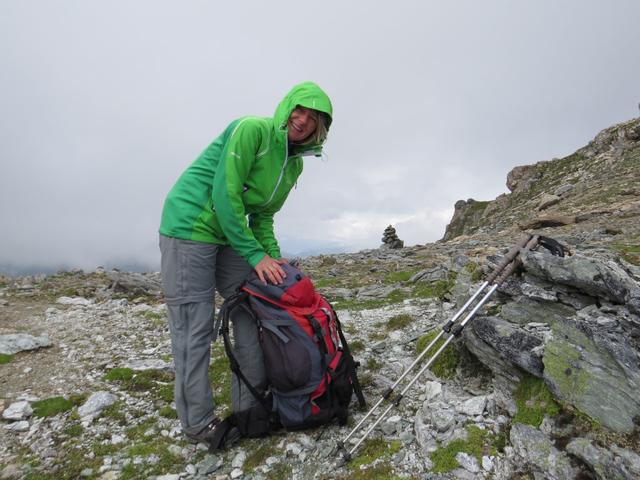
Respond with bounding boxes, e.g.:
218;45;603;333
273;81;333;148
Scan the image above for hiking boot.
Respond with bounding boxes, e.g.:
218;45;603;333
186;418;240;451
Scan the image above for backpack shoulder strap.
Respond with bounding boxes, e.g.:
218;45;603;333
219;292;271;411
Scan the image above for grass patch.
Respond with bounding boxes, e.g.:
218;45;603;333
349;339;365;354
330;463;404;479
348;438;402;470
513;374;560;427
32;397;74;418
412;278;455;299
62;424;83;438
244;442;278;471
385;314;413;330
366;357;382;372
383;269;421;284
104;367;135;382
209;347;231;414
104;367;174;403
159;406;178;419
266;462;292;480
0;353;14;364
415;329;459;379
102;402;127;425
611;242;640;266
430;425;496;473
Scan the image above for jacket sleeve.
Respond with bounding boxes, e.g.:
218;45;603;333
212;120;267;267
249;156;303;260
249;210;281;259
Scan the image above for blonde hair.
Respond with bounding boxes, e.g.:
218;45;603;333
294;111;330;146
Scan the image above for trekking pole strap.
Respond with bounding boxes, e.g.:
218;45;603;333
485;233;533;284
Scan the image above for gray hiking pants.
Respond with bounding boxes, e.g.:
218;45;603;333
159;235;266;437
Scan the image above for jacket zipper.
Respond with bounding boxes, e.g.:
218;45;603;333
260;137;289;207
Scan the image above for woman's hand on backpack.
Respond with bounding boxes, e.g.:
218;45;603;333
255;255;288;284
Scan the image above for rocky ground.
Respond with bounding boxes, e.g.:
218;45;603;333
1;118;639;479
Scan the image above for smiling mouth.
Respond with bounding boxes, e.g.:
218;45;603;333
290;122;303;132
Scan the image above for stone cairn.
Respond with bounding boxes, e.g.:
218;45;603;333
381;225;404;249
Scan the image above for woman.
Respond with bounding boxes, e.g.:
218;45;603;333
159;81;332;447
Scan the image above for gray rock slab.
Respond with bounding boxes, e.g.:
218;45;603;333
457;396;487;416
543;315;640;433
566;437;640;480
78;392;118;418
510;423;575;480
0;333;52;355
519;250;640;314
464;316;544;377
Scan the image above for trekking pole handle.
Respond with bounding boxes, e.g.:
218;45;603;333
485;233;533;284
492;235;540;286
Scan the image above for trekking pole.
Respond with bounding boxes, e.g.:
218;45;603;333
337;233;539;462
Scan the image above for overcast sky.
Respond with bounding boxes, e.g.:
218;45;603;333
1;1;639;273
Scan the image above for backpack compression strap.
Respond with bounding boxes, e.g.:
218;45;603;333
333;309;367;408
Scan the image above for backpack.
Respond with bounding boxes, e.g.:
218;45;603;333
218;263;366;438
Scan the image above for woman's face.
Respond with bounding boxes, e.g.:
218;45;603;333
287;106;318;142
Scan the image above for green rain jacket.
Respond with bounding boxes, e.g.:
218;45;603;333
159;82;333;268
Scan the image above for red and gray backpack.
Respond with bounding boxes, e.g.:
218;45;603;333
219;263;366;438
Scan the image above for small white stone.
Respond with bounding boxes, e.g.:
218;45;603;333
265;456;279;466
185;464;197;475
424;381;443;402
455;452;480;473
23;367;33;374
285;442;303;456
110;434;125;444
2;401;33;420
232;450;247;468
230;468;243;479
482;455;494;472
4;420;29;432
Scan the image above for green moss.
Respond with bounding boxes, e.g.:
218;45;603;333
349;438;402;470
385;314;413;331
513;374;560;427
415;330;459;379
542;324;589;405
32;397;74;418
464;262;484;282
430;425;494;473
